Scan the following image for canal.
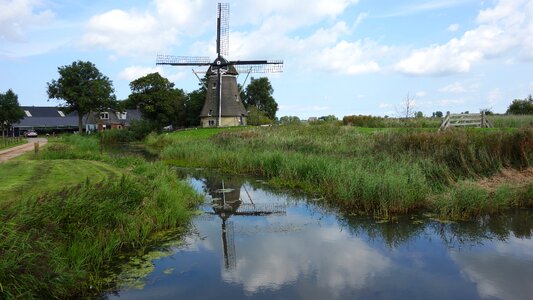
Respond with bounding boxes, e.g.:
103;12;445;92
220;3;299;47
105;170;533;300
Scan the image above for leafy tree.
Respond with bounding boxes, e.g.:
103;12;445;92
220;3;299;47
247;106;274;126
184;75;208;127
128;73;187;129
506;95;533;114
185;90;205;127
318;115;338;122
279;116;301;125
432;111;443;118
480;108;493;115
415;111;424;118
47;61;116;133
0;89;24;138
243;77;278;120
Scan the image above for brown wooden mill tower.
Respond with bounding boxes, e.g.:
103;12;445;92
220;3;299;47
156;3;283;127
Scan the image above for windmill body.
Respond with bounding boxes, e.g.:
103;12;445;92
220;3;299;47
156;3;283;127
200;65;247;127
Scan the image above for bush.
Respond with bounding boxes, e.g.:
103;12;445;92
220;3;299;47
343;115;386;127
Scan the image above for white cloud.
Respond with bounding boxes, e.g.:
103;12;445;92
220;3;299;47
80;9;178;56
439;82;467;93
0;0;54;42
77;0;378;77
80;0;360;59
377;0;475;18
416;91;427;97
447;23;460;32
488;88;502;105
438;98;465;105
379;103;394;108
118;65;162;81
236;0;359;31
395;0;533;75
314;40;381;74
279;104;330;112
222;223;391;294
118;65;186;82
450;237;533;300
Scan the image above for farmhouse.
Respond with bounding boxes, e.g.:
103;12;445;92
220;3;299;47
12;106;141;136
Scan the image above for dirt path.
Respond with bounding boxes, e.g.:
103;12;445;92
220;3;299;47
475;167;533;190
0;138;48;163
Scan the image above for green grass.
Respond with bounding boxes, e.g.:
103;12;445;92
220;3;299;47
0;160;123;203
488;114;533;128
0;134;201;299
433;182;533;219
341;114;533;129
148;123;533;217
0;137;26;151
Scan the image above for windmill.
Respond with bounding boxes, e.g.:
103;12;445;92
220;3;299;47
201;177;286;270
156;3;283;127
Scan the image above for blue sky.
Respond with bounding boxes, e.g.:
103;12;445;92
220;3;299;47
1;0;532;118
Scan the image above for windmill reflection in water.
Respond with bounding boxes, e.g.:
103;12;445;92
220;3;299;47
202;177;286;270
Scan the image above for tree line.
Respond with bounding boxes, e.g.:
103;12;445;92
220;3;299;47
3;60;533;136
46;61;279;133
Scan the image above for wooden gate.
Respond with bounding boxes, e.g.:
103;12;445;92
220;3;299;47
439;112;492;130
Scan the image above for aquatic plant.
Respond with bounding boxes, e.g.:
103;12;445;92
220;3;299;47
0;135;201;299
154;124;533;217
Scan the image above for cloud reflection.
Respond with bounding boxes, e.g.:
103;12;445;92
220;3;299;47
450;236;533;300
219;220;391;295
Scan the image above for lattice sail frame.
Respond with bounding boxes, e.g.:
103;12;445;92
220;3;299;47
217;3;229;57
156;55;211;66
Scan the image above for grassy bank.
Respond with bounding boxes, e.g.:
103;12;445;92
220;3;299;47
341;114;533;129
0;135;200;299
0;137;25;151
148;124;533;218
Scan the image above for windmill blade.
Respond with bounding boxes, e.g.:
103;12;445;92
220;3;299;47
233;61;284;73
217;3;229;57
156;55;212;66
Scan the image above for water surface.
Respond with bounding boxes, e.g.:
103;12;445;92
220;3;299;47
106;171;533;300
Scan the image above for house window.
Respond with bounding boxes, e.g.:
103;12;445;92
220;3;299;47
208;120;215;126
235;95;239;102
100;112;109;119
24;110;32;117
58;111;65;117
116;112;127;120
208;109;213;116
212;82;216;89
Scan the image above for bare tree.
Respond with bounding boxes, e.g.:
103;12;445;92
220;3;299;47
396;92;416;119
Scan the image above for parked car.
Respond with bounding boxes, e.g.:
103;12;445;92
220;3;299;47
25;130;38;137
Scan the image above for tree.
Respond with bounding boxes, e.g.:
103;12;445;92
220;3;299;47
415;111;424;118
318;115;338;122
480;108;493;115
243;77;278;120
47;61;116;133
247;106;274;126
506;94;533;114
279;116;301;125
397;93;416;119
0;89;24;138
432;111;443;118
184;75;208;127
128;73;187;129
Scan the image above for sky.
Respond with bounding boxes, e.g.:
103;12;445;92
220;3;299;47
1;0;532;119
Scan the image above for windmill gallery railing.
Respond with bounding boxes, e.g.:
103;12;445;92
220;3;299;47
439;112;493;130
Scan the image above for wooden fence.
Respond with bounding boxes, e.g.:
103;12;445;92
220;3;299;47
439;112;493;130
1;136;24;148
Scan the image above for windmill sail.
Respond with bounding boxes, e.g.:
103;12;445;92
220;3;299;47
156;2;283;127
